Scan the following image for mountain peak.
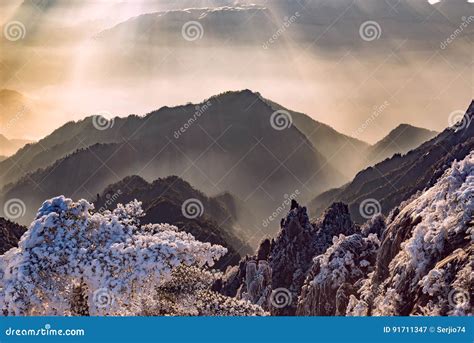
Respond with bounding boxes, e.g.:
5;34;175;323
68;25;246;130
372;123;437;151
386;123;437;137
209;89;262;101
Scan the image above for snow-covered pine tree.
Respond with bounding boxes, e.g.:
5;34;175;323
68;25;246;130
0;196;235;316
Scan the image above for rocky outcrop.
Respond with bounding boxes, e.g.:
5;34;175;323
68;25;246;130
296;216;384;316
237;260;272;310
346;152;473;316
268;202;356;315
310;100;474;224
0;217;26;254
296;234;378;315
219;200;356;315
220;151;472;317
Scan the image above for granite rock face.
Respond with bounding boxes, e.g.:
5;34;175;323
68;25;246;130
296;220;382;316
0;217;26;254
221;151;472;316
220;201;357;315
346;152;473;316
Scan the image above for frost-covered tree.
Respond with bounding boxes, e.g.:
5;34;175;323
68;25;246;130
297;232;380;316
347;152;473;316
141;265;266;316
0;196;228;316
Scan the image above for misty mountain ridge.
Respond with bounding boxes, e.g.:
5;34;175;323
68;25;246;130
97;5;272;46
262;99;439;179
1;89;436;186
97;0;473;50
0;89;446;235
310;100;474;223
0;134;32;157
0;90;344;230
367;123;438;166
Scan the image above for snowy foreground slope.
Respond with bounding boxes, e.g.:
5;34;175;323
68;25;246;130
218;152;473;316
0;152;472;316
346;151;473;316
0;198;264;316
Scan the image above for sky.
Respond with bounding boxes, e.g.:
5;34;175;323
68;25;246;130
0;0;472;143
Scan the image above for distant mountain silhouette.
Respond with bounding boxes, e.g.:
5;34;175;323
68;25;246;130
0;90;345;229
263;98;370;179
96;1;472;51
0;134;31;157
310;100;474;223
366;124;438;166
0;89;447;233
1;90;372;186
97;5;273;46
94;175;254;269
